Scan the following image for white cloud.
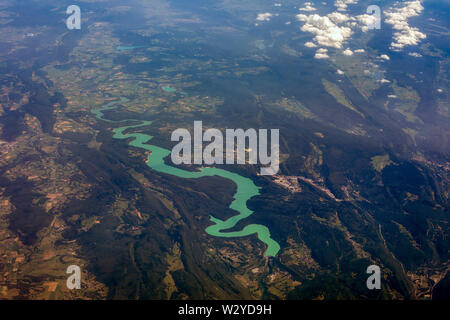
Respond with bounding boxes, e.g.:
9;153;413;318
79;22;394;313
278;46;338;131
256;13;273;21
380;79;391;83
337;69;345;75
334;0;358;12
328;12;351;24
408;52;422;57
315;53;330;59
315;48;330;59
388;94;397;98
357;14;378;32
379;54;390;60
299;2;316;12
296;13;353;49
296;3;421;58
296;8;381;56
385;0;426;50
343;48;353;56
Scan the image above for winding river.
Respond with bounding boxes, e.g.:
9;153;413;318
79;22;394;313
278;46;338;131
92;97;280;257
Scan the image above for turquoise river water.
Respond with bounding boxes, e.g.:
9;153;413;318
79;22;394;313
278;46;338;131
92;97;280;257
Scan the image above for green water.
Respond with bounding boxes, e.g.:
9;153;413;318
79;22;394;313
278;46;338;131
116;46;145;51
92;98;280;257
161;86;176;92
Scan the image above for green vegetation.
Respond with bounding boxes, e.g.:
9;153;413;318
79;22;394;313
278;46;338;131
371;154;393;172
322;79;365;118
